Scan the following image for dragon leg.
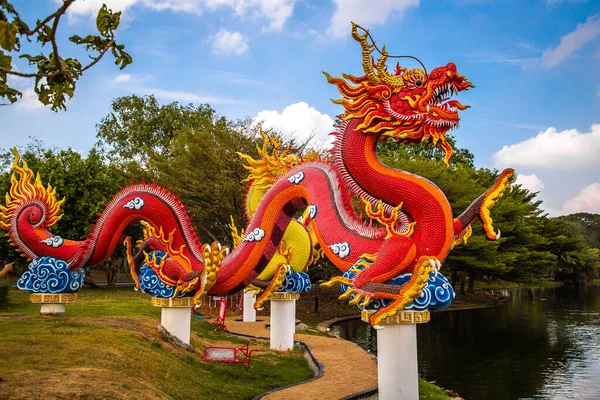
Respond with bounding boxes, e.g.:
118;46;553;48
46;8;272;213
253;263;290;310
323;234;439;325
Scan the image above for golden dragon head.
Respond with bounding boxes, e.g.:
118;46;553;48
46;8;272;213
324;23;475;166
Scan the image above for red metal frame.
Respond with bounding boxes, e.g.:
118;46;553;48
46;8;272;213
195;293;242;314
211;297;230;333
202;338;259;371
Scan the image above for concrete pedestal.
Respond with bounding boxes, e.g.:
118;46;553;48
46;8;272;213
362;310;431;400
151;297;193;345
270;293;299;350
161;307;191;345
243;291;257;322
40;303;66;315
377;323;418;400
30;293;77;316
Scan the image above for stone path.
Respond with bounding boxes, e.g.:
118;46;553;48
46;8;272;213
226;318;377;399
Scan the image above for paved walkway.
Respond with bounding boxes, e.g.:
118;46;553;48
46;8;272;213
226;318;378;399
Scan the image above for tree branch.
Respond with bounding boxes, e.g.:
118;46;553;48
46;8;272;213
0;67;50;78
80;40;114;73
0;40;115;78
49;0;75;80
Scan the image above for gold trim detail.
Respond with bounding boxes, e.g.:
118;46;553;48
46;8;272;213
270;292;300;301
30;293;77;303
361;310;430;324
151;297;193;308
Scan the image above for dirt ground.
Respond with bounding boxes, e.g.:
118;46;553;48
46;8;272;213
226;318;378;399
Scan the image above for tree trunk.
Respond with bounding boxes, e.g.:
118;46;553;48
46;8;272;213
450;269;458;288
105;259;121;287
459;276;466;295
467;272;477;293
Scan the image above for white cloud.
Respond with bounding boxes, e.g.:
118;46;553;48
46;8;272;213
62;0;141;21
541;15;600;67
211;30;249;55
110;73;131;85
63;0;296;31
326;0;419;39
563;183;600;214
217;0;297;32
253;102;335;145
492;124;600;169
15;89;46;111
516;174;545;194
138;87;243;104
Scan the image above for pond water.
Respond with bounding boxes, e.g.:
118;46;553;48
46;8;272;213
331;284;600;400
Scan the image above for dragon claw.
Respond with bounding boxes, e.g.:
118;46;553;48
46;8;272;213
429;259;436;270
321;276;352;288
338;287;356;300
367;256;434;326
349;293;364;305
254;263;289;309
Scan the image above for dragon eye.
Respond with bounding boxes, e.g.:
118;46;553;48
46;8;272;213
415;80;423;87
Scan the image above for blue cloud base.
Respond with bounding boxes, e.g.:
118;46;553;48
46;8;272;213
278;268;311;294
17;256;85;294
139;251;192;298
341;260;455;312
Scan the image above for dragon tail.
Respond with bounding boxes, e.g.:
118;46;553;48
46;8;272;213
453;168;515;242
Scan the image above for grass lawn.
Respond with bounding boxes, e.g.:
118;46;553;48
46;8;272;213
0;287;314;400
419;379;455;399
0;286;455;399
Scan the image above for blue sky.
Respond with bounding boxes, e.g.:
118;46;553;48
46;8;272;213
1;0;599;215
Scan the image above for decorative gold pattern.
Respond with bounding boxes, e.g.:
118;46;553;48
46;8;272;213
270;292;300;301
30;293;77;303
151;297;193;307
361;310;430;324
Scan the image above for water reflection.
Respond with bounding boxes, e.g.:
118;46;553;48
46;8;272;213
331;285;600;400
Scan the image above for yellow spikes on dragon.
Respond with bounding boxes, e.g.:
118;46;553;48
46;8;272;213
231;129;321;307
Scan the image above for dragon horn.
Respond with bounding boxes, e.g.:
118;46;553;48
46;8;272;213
376;45;406;88
351;22;380;85
352;23;406;88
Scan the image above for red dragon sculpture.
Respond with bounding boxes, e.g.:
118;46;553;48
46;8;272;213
0;23;514;326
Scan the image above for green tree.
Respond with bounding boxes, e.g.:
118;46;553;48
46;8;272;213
378;140;556;291
545;217;600;284
0;140;129;271
95;94;262;242
0;1;131;110
554;213;600;249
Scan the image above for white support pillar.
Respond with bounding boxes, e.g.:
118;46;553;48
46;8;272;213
362;310;431;400
161;307;191;345
30;293;77;316
377;323;418;400
243;291;257;322
269;292;299;350
40;303;66;315
151;297;193;345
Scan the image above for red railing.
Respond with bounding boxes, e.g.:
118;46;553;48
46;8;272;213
194;292;243;314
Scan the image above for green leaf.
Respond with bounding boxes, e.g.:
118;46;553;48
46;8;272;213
13;17;29;35
0;82;22;103
19;53;46;64
111;11;121;31
96;5;112;36
115;49;132;70
0;49;11;70
37;24;52;45
0;20;18;51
